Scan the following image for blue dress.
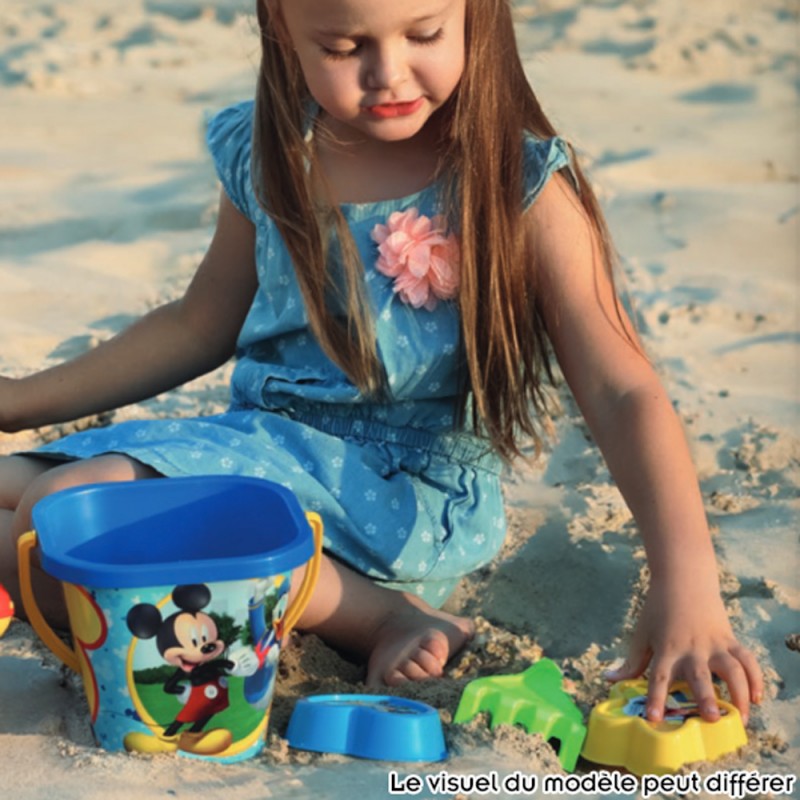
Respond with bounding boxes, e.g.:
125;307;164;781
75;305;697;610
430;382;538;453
33;101;570;606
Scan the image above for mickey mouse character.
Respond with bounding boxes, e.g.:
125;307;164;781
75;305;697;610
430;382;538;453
125;583;258;756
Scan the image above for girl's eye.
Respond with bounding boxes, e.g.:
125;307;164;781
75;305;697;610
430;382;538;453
321;43;360;60
319;28;444;60
409;28;444;46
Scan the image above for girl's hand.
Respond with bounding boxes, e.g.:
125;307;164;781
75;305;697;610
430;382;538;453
605;580;763;725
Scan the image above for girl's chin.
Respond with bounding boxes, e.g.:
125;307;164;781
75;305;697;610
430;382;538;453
319;106;436;145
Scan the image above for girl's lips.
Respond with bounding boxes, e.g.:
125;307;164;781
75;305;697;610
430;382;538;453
364;98;424;119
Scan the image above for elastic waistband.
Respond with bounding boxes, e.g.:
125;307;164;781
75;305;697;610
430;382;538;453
233;399;501;473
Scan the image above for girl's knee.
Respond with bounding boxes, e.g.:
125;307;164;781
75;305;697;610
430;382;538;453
0;455;56;510
12;454;160;539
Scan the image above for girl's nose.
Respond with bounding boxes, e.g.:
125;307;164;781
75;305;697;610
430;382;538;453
364;43;406;90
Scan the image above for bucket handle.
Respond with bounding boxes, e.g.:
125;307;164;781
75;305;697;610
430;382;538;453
17;530;81;672
282;511;324;635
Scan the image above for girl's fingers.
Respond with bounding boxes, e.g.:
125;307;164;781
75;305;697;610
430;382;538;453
710;652;750;724
655;645;761;726
644;659;674;722
730;643;764;706
679;659;721;722
650;657;721;723
604;632;651;682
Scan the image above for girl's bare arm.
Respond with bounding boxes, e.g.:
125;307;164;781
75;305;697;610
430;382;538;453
0;192;258;432
526;173;762;723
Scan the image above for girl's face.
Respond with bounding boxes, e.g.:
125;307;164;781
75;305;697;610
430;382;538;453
276;0;466;144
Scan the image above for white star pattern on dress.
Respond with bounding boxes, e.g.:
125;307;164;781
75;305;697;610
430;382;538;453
36;102;522;618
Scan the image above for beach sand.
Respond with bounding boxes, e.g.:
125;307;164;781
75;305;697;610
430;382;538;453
0;1;797;797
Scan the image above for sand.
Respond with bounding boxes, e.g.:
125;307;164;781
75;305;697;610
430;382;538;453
0;1;797;798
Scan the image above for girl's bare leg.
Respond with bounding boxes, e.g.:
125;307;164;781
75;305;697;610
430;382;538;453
293;554;475;686
1;453;473;685
0;454;160;627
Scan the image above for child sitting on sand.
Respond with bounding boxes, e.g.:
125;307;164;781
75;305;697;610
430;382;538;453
0;0;761;725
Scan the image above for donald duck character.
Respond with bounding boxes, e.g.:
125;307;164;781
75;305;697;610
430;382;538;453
243;577;289;709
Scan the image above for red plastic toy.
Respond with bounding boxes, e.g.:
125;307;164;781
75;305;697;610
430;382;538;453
0;583;14;636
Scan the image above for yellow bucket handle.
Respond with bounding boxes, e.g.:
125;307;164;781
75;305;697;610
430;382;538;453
282;512;323;635
17;530;80;673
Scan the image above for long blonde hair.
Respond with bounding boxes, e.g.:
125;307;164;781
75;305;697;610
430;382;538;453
253;0;619;462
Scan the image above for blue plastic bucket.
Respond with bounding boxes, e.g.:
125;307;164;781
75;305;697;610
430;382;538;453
19;476;323;762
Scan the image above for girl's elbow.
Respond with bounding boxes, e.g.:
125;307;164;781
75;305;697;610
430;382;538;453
191;336;238;376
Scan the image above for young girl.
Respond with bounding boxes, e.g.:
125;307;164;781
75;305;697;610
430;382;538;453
0;0;761;726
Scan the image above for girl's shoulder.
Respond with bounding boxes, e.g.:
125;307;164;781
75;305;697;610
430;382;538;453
206;99;254;139
521;131;574;211
203;101;575;218
205;100;257;219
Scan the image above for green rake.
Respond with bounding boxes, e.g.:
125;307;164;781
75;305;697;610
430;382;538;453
453;657;587;772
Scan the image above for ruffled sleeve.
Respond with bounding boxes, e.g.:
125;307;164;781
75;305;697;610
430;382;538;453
205;100;256;220
521;133;574;211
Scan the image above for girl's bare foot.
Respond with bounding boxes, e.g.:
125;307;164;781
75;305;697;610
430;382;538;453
365;600;475;686
294;554;474;686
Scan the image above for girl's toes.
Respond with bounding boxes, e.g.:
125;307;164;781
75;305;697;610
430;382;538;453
419;632;450;669
366;607;474;687
390;659;428;683
382;638;447;684
384;668;410;686
405;648;443;681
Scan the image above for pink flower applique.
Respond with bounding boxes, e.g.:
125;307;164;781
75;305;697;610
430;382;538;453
370;208;460;311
